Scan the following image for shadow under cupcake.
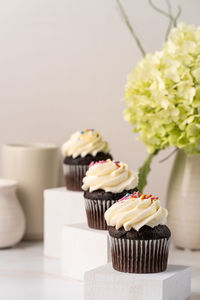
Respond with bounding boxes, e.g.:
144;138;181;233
82;159;138;230
62;129;112;191
105;192;171;273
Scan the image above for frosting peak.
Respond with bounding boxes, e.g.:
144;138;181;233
62;129;110;158
82;159;138;193
105;192;168;231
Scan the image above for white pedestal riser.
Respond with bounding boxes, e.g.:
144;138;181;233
61;223;111;280
84;263;191;300
44;187;86;258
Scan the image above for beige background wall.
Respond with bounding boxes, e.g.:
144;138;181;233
0;0;199;203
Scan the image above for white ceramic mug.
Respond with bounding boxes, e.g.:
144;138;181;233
2;143;59;240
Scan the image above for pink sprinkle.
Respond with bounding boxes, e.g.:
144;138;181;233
119;195;128;202
119;192;134;202
89;160;107;168
118;192;159;203
98;160;107;164
89;161;95;167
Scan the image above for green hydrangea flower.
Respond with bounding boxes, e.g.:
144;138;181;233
124;23;200;155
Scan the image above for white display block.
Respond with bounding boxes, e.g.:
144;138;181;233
44;187;86;258
84;263;191;300
61;223;111;280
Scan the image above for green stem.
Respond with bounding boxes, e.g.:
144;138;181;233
148;0;173;20
174;5;182;27
138;150;159;192
116;0;146;57
148;0;182;40
165;0;173;41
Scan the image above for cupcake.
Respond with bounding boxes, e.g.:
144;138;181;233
82;159;138;230
105;192;171;273
62;129;112;191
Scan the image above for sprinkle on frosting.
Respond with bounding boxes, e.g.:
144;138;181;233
89;160;107;168
62;129;110;158
105;192;168;231
114;161;121;168
119;192;158;202
88;160;122;168
89;161;95;167
82;159;138;193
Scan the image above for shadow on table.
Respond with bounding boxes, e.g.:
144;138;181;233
190;292;200;299
12;241;42;251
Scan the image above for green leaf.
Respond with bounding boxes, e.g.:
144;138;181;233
138;150;159;192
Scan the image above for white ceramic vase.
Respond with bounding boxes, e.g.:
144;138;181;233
0;179;25;248
166;149;200;250
2;143;59;240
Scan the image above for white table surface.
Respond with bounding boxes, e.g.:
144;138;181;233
0;242;199;300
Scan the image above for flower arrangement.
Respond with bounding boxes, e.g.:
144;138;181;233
117;0;200;191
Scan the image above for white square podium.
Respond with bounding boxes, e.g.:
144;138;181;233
61;223;111;280
84;263;191;300
44;187;86;258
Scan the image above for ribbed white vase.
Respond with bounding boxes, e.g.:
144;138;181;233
166;149;200;249
0;179;25;248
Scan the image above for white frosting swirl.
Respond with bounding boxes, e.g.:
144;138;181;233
62;129;110;158
82;159;138;193
105;192;168;231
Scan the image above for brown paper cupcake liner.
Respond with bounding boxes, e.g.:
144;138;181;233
63;164;88;191
110;236;170;273
84;198;117;230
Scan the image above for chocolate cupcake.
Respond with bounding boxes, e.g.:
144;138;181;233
105;192;171;273
62;129;112;191
82;159;138;230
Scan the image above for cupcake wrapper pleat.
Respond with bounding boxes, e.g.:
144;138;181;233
63;164;88;191
110;237;170;273
84;198;117;230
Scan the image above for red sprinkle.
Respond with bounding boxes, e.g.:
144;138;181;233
118;192;159;203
